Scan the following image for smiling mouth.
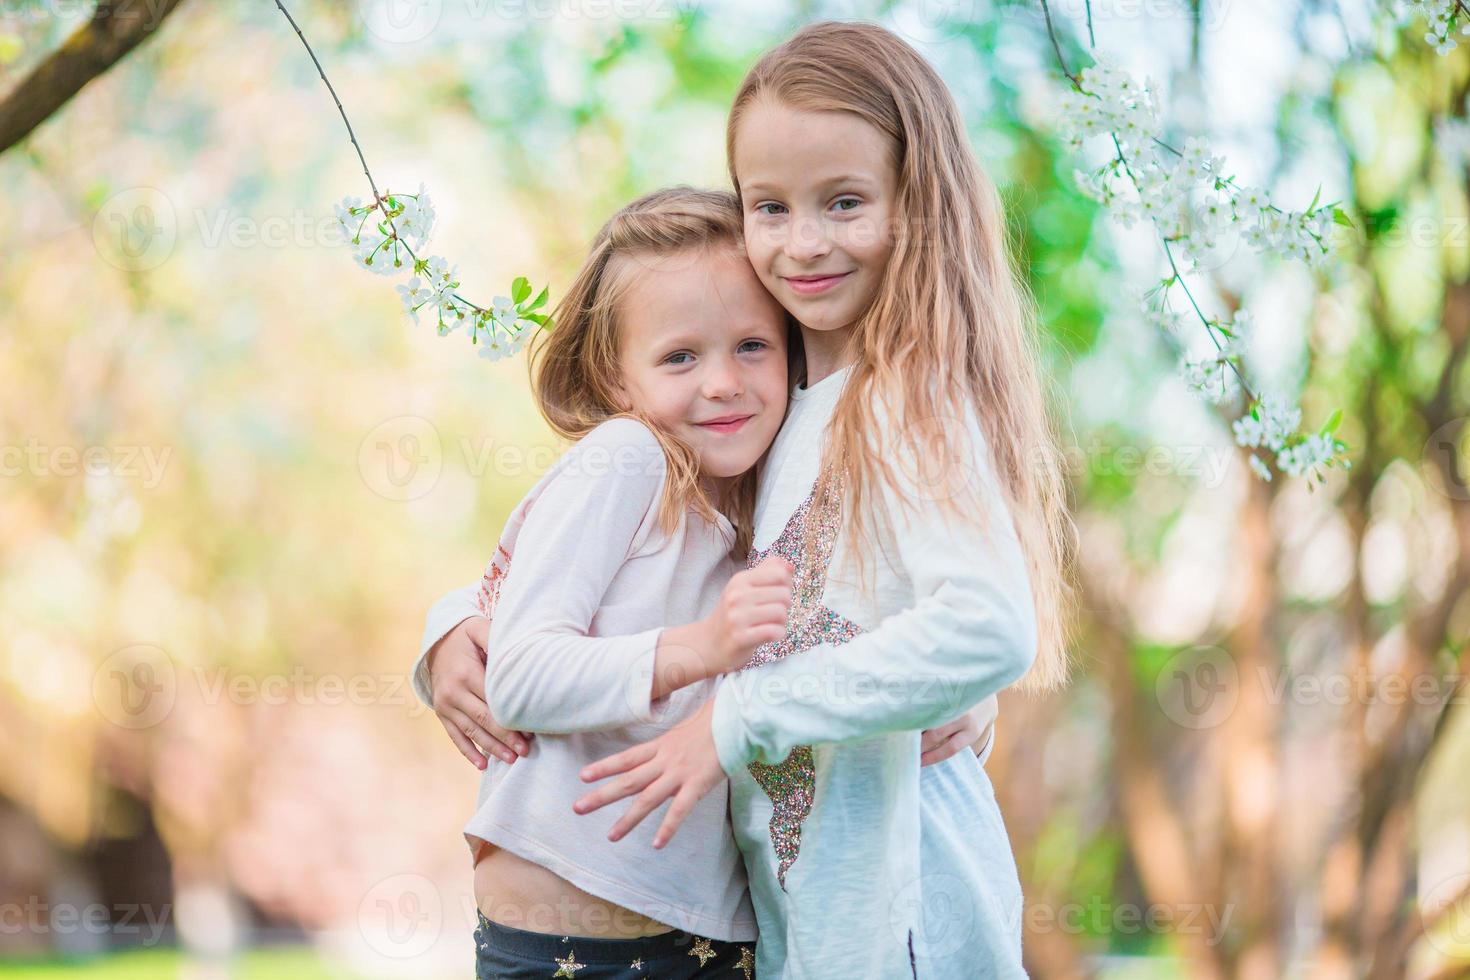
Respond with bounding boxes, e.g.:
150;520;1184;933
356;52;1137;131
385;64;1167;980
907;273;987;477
695;414;754;434
783;272;851;295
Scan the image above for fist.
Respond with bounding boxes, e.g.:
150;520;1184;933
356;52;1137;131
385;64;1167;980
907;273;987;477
708;555;795;673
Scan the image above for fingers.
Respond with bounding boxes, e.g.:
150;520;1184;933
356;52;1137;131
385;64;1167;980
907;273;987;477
574;761;659;816
747;556;795;584
463;616;490;649
920;729;970;767
606;777;676;842
453;697;508;758
475;706;531;757
579;741;658;784
652;788;699;849
437;712;488;769
920;713;973;750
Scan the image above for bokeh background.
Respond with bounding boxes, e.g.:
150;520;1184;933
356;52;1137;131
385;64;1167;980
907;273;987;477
1;0;1467;976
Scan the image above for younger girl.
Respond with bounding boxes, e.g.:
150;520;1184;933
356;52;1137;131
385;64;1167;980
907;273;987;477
418;186;789;976
574;22;1076;980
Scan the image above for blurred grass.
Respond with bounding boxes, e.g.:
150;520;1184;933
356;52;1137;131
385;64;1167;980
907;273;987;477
0;947;358;979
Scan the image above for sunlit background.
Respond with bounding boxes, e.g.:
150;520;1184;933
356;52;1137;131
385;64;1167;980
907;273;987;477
1;0;1467;976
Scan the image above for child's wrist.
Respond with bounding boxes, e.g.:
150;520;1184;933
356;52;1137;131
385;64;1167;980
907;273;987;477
653;621;719;699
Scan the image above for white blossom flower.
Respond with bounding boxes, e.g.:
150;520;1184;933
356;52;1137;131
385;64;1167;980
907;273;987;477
1180;137;1224;182
395;277;432;325
1182;354;1241;404
1404;0;1467;54
1277;431;1339;479
391;183;436;249
1247;454;1273;482
1233;394;1300;451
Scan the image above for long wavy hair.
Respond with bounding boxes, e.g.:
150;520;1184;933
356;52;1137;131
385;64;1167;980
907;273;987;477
527;186;783;558
726;21;1076;693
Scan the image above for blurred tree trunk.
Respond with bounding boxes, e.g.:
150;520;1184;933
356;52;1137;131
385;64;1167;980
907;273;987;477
0;0;190;155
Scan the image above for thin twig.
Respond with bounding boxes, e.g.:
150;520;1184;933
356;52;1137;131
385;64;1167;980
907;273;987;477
1039;0;1080;86
274;1;383;214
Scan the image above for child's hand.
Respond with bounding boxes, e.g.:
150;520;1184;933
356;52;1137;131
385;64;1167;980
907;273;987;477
705;556;794;673
573;698;725;848
426;616;534;769
919;697;998;767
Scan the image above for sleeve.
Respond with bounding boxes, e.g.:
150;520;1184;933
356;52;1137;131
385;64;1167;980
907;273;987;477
483;417;671;734
709;406;1038;771
410;583;483;708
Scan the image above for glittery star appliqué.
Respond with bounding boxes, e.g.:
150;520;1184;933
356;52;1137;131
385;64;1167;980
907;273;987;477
735;944;756;979
552;949;585;977
741;479;863;891
688;936;717;967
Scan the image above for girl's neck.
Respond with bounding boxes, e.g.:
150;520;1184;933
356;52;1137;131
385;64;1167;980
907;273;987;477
799;323;856;387
699;472;734;505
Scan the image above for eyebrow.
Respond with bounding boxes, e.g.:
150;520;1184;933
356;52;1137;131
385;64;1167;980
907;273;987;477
743;173;876;195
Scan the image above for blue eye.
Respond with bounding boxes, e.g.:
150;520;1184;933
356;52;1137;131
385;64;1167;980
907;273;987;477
664;352;693;365
738;339;768;353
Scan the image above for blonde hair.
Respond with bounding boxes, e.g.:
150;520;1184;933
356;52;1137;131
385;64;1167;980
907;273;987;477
527;186;776;558
726;21;1076;693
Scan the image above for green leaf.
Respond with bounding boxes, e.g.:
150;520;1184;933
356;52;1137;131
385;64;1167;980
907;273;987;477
512;276;531;305
526;285;550;312
1319;408;1343;435
1307;184;1322;213
525;312;549;326
1333;206;1355;229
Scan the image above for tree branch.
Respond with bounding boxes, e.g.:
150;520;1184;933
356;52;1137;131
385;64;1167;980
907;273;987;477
0;0;190;156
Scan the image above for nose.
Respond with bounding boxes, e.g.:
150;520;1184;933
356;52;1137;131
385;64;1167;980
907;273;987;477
701;356;743;400
784;212;832;264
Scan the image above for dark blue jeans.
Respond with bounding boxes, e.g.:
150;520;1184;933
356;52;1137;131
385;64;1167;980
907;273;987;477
473;909;756;978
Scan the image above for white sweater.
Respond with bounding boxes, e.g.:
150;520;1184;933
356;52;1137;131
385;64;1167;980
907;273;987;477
709;363;1033;978
411;417;757;942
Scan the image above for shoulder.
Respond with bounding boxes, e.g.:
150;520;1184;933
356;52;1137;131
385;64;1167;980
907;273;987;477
542;416;669;507
865;383;1004;513
561;416;667;475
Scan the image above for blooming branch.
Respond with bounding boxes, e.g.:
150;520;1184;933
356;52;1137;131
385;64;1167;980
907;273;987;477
1042;0;1351;487
276;1;551;362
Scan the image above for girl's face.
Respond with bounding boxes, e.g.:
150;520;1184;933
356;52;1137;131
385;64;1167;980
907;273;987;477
734;98;898;339
613;245;789;482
